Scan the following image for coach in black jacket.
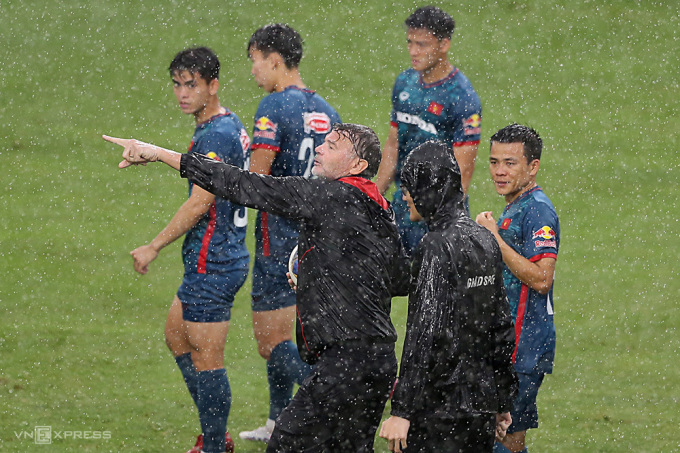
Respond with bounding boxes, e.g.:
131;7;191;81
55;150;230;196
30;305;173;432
105;123;409;452
379;140;518;453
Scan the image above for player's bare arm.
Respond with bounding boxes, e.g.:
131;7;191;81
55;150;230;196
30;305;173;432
249;147;277;175
130;187;214;274
476;211;556;294
379;416;410;453
375;125;399;194
453;142;478;194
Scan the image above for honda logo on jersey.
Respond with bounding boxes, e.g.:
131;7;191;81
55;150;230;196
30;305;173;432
303;112;331;134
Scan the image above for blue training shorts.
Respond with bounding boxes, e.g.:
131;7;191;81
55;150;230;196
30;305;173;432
508;371;546;434
251;254;296;312
177;268;248;323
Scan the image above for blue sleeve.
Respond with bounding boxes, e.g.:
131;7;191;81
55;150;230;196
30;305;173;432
450;88;482;144
252;95;282;151
522;203;559;260
194;126;246;169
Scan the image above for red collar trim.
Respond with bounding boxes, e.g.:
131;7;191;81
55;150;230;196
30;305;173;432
338;177;389;210
420;68;459;88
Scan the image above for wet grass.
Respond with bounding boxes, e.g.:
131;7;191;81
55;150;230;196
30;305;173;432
1;0;678;451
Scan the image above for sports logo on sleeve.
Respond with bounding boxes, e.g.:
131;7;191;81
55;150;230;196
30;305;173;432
207;152;221;161
303;112;331;134
532;226;557;248
254;117;277;140
500;218;512;230
463;114;481;136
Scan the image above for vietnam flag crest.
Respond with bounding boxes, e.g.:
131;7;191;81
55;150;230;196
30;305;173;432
427;101;444;116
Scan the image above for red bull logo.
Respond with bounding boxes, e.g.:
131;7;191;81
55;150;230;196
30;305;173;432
255;117;278;132
532;226;557;248
532;226;556;240
463;114;481;135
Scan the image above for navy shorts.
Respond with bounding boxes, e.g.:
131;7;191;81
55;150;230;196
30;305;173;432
177;268;248;323
507;372;545;434
250;254;296;312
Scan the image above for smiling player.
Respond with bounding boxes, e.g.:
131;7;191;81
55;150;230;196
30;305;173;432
475;124;560;453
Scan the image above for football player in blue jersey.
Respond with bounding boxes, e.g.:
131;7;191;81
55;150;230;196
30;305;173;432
376;5;482;255
240;24;342;443
123;47;250;453
475;124;559;453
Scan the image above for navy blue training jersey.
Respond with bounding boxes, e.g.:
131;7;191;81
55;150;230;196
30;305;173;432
182;110;250;273
251;86;341;259
497;186;559;374
391;68;481;186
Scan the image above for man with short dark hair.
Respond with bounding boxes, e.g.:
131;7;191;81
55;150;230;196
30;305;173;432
104;122;409;452
376;6;482;255
241;24;341;443
125;47;250;453
476;124;560;453
379;140;517;452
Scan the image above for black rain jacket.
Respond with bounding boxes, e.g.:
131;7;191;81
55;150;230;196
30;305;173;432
180;153;409;364
390;143;518;419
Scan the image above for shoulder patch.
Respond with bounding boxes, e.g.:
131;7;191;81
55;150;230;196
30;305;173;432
303;112;331;134
463;114;481;135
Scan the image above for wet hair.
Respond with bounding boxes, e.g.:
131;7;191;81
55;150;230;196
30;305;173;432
490;123;543;162
248;24;303;69
405;6;455;40
168;47;220;81
332;123;381;179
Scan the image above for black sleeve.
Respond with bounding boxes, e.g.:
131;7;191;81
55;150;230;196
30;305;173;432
490;245;519;413
180;152;317;221
389;242;411;297
391;240;448;419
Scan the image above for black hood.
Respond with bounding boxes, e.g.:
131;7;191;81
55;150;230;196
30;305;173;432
400;140;466;228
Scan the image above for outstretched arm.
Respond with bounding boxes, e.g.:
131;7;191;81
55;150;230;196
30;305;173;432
103;135;182;170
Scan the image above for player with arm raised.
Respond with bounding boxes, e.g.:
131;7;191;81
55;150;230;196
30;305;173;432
375;6;481;255
125;47;249;453
241;24;341;443
475;124;559;453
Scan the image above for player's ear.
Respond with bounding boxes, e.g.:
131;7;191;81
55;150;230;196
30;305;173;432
439;37;451;53
529;158;540;176
269;52;285;69
209;78;219;96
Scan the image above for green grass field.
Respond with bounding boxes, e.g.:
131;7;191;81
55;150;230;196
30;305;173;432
2;0;678;451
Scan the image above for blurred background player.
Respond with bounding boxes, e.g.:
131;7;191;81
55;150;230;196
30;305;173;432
376;5;482;255
379;141;516;453
127;47;250;453
475;124;559;453
240;24;341;443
